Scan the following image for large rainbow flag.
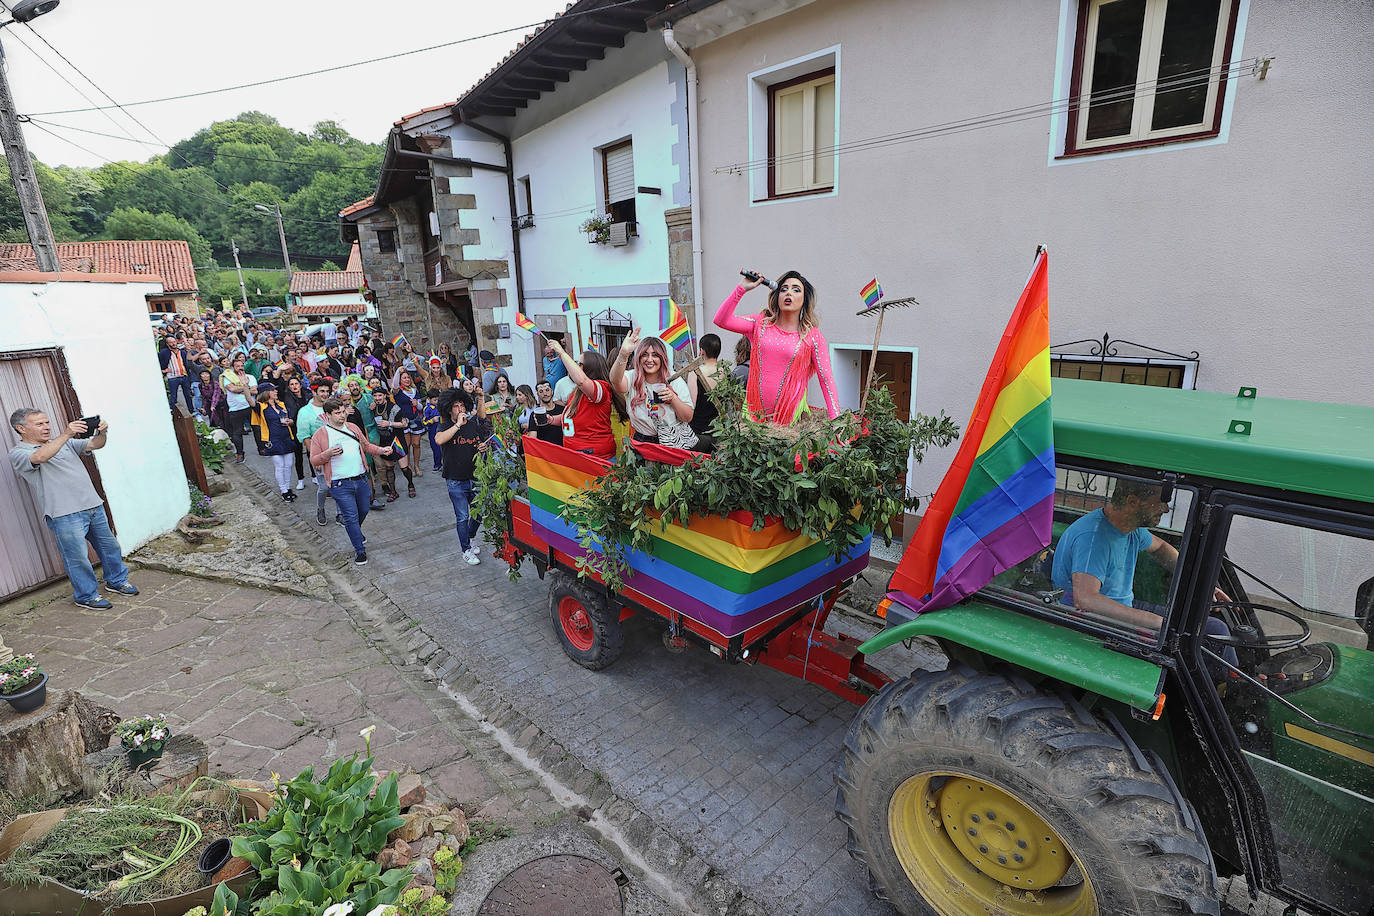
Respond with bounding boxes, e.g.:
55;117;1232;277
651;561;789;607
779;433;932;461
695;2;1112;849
523;437;870;637
887;249;1053;614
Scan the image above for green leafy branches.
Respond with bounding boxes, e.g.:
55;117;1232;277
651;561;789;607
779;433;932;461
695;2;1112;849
472;411;529;582
562;373;958;593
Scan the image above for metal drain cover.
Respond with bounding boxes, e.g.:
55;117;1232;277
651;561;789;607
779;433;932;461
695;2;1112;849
478;854;624;915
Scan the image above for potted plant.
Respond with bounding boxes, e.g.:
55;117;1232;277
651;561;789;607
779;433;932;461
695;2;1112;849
116;713;171;768
0;653;47;713
579;213;612;245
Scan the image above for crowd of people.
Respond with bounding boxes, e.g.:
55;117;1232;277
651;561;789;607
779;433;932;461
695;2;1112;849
151;266;847;569
148;305;762;569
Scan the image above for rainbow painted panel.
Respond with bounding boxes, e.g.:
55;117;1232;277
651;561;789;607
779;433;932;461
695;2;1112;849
524;437;870;637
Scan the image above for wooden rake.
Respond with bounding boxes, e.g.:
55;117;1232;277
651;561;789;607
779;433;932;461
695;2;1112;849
857;296;917;415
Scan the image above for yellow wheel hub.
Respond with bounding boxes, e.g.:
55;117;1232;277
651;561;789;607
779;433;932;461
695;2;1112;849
888;772;1096;915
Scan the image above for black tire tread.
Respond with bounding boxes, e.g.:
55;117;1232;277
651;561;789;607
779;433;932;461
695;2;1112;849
547;570;625;670
835;664;1220;915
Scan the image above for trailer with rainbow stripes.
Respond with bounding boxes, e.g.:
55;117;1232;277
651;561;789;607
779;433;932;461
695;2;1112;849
497;436;893;704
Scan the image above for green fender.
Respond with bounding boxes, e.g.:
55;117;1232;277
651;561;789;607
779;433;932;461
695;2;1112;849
860;602;1167;712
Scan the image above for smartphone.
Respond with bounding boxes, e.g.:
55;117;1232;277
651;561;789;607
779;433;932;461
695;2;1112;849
74;415;100;438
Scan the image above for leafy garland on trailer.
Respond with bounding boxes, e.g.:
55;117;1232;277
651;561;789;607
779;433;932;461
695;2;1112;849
473;410;529;581
474;369;959;593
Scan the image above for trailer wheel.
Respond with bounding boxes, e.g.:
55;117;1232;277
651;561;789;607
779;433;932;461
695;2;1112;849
836;665;1219;915
548;571;624;670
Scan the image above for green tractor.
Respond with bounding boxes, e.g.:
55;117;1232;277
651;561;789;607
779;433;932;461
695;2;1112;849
838;380;1374;916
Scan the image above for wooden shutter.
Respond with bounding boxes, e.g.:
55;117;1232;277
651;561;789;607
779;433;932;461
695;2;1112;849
604;141;635;204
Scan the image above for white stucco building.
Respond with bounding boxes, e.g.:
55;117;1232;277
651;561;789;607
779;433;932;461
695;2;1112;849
0;272;188;599
341;0;688;386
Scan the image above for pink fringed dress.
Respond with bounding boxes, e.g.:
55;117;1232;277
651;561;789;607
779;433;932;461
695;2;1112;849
714;285;840;423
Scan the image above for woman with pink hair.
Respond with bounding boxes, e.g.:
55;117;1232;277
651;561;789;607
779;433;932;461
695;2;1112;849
714;269;840;424
610;330;696;448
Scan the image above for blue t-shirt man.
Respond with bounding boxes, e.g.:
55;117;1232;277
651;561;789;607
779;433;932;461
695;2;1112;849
1052;508;1155;608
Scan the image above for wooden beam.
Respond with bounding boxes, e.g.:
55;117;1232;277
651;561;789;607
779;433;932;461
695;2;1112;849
545;39;607;60
529;50;588;70
503;77;557;92
485;94;533;108
488;86;542;101
567;26;625;48
467;103;517;118
522;65;573;82
591;9;651;31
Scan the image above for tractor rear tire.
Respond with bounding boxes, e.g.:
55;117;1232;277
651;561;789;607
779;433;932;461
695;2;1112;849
836;664;1219;915
548;570;624;670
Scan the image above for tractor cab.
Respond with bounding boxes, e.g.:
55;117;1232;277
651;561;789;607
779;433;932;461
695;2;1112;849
850;380;1374;916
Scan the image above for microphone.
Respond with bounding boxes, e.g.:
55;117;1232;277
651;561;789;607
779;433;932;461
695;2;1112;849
740;269;778;291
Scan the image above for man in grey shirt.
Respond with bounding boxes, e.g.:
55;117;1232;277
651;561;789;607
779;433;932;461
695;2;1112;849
8;408;138;610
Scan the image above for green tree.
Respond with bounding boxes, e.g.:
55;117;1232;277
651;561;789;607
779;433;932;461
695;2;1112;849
0;156;79;241
103;207;215;268
284;168;376;262
309;120;352;145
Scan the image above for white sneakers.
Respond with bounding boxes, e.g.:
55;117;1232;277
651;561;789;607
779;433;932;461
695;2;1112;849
462;549;480;566
469;544;481;556
295;479;306;490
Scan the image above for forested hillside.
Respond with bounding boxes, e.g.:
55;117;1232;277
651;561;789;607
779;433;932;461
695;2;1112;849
1;112;382;305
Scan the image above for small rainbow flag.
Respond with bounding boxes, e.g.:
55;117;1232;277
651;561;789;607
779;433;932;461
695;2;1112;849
455;365;466;379
662;319;692;352
389;438;407;459
514;312;540;335
390;333;407;348
561;287;579;312
659;298;684;329
860;279;883;308
887;250;1052;615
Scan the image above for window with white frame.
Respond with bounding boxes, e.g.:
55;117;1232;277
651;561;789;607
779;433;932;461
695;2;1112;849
601;140;636;225
1068;0;1239;154
770;69;836;198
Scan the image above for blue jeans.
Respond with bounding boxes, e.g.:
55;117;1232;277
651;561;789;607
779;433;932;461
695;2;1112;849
46;506;130;603
167;375;194;412
445;478;481;551
331;475;371;554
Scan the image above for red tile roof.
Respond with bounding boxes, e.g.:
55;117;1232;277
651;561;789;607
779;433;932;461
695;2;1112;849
0;240;198;292
345;241;362;272
292;302;367;316
289;270;366;294
394;100;458;126
339;196;375;217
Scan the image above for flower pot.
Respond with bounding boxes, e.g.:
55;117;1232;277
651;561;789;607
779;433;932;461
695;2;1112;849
198;838;233;874
124;740;166;769
3;672;48;713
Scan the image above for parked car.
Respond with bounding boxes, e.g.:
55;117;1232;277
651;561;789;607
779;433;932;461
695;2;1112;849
250;306;286;319
148;313;172;328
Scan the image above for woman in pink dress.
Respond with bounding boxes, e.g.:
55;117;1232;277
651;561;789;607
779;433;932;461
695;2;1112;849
714;270;840;424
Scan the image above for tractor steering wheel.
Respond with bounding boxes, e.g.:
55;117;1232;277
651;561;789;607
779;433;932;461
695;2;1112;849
1208;601;1311;650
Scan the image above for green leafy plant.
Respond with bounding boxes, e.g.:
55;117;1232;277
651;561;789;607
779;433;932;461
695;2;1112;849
578;212;612;244
229;750;410;916
0;653;42;695
560;373;959;594
472;412;529;582
395;886;448;916
189;482;215;519
115;713;170;751
196;419;234;473
432;846;461;895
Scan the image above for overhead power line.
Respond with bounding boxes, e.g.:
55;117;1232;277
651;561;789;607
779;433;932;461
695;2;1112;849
20;0;659;117
716;58;1267;174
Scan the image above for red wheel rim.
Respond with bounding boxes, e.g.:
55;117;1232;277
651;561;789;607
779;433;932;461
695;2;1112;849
558;596;596;651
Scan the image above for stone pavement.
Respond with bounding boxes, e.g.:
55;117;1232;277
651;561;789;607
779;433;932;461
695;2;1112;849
0;569;562;833
238;445;945;915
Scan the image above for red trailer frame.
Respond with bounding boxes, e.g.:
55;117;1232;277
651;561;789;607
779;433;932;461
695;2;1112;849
501;496;892;705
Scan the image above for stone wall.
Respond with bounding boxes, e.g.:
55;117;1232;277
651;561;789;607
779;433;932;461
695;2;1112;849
354;205;428;346
664;206;694;313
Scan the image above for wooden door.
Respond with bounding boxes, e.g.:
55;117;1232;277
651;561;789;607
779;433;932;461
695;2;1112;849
0;350;87;598
859;350;914;537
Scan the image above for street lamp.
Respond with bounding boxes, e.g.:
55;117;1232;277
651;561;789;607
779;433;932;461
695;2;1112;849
0;0;62;272
254;203;293;279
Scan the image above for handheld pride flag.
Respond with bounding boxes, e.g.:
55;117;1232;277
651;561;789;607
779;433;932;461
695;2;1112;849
886;250;1053;615
561;288;579;312
390;333;407;348
514;312;541;335
659;298;685;329
860;279;883;308
389;437;407;459
661;319;692;352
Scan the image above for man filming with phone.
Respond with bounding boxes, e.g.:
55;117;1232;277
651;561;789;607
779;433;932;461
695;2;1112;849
8;409;138;610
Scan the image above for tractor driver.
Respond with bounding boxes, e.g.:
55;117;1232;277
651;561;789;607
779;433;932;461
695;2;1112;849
1052;480;1238;671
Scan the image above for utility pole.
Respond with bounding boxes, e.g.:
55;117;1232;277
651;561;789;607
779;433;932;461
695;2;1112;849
255;202;292;276
0;37;59;272
231;239;251;311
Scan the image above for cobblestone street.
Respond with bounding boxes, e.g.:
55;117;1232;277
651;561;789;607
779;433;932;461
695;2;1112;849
238;449;942;915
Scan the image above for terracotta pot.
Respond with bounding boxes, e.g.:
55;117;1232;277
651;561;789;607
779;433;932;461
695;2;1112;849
212;856;252;884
